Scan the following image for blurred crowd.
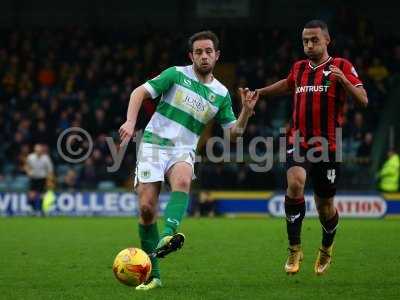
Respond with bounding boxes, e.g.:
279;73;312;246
0;13;399;191
0;27;179;189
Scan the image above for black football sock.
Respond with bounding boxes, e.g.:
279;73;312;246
320;210;339;248
285;195;306;246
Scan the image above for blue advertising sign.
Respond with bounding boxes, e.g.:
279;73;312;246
0;192;169;216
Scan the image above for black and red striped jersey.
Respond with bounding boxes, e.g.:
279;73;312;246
286;57;363;152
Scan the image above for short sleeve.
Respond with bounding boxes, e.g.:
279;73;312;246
215;93;237;128
26;155;33;167
342;59;363;87
46;155;54;173
143;67;177;99
286;65;295;90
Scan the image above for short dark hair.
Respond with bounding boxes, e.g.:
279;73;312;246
188;30;219;52
304;19;329;34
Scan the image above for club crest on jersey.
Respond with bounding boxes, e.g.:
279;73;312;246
323;70;332;77
208;93;216;102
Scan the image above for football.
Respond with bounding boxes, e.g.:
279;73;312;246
112;248;152;286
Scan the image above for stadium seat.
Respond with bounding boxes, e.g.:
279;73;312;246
3;163;15;175
10;175;30;191
57;164;70;175
0;181;8;192
97;181;116;190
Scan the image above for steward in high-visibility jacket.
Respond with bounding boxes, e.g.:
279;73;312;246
378;151;400;192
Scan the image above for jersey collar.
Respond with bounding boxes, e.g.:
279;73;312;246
308;56;332;70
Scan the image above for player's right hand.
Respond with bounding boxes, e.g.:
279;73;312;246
239;87;259;115
119;120;135;146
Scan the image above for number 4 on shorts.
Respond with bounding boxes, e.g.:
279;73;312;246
327;169;336;184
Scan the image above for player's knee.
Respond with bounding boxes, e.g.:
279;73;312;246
173;176;191;192
288;176;305;196
139;203;156;223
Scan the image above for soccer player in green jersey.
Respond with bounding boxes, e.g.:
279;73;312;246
119;31;258;290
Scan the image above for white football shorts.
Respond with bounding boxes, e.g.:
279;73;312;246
134;143;195;188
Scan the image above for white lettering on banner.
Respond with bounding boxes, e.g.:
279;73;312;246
119;194;136;212
0;193;10;211
58;193;75;212
0;192;169;216
21;194;31;212
76;193;89;212
104;193;118;212
270;199;281;213
268;195;387;218
89;193;103;212
10;194;17;212
0;193;31;214
336;200;385;215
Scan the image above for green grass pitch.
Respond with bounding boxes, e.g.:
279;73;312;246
0;217;399;300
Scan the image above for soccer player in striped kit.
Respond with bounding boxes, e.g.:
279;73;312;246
256;20;368;275
119;31;258;290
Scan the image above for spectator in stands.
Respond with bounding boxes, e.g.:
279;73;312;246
377;150;400;192
198;191;216;217
37;60;56;87
367;58;389;83
357;132;373;163
79;158;97;189
25;144;54;215
62;169;79;191
351;112;366;142
392;45;400;73
254;99;273;136
188;191;216;217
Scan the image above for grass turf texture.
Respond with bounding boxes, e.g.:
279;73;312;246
0;217;399;300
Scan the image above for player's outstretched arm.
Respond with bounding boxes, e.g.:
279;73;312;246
256;79;291;98
119;85;152;145
330;65;368;107
229;88;259;140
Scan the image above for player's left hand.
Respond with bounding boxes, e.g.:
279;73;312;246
239;87;259;116
329;65;347;83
